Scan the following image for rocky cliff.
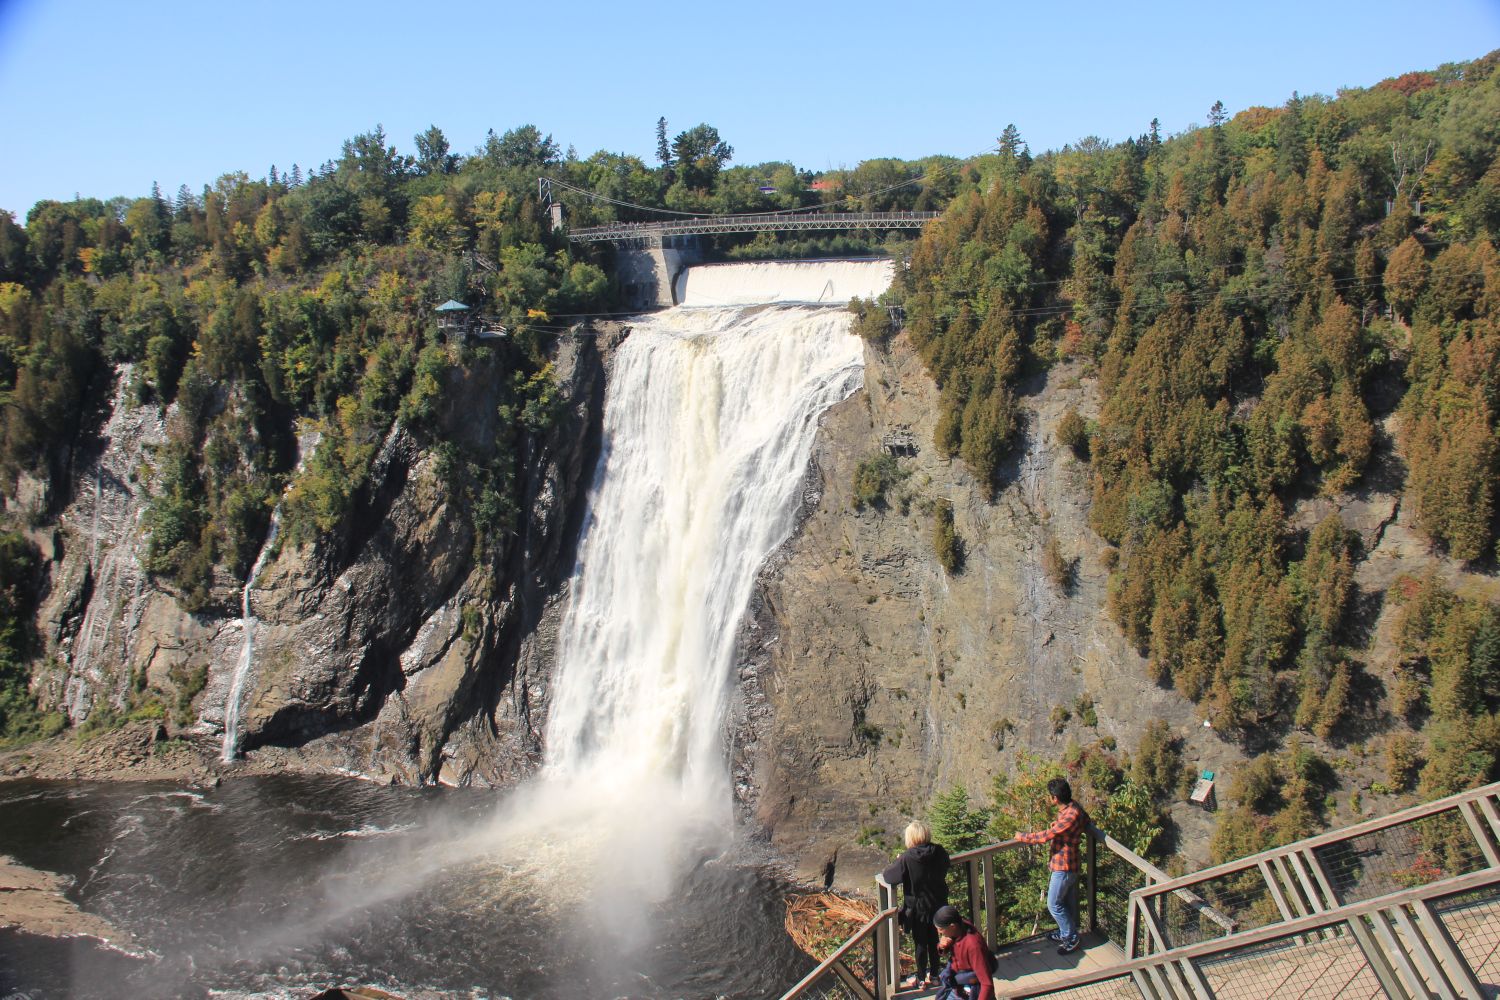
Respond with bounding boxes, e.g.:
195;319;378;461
25;331;612;786
732;327;1500;886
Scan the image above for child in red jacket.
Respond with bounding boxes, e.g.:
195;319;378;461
933;905;996;1000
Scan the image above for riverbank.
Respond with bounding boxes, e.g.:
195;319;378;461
0;722;222;783
0;722;435;786
0;854;129;945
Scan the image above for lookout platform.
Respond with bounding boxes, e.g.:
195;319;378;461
783;779;1500;1000
891;931;1127;999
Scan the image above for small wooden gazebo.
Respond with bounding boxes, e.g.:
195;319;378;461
434;299;472;338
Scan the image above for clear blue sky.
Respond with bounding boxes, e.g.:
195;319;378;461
1;0;1497;218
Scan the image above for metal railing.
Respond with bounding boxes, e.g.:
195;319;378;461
1126;779;1500;959
781;823;1186;1000
566;211;941;245
779;781;1500;1000
1007;864;1500;999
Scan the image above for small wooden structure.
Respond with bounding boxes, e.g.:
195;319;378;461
435;299;508;342
435;299;472;339
1190;769;1216;809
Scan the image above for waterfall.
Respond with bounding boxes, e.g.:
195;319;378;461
541;258;893;824
221;509;282;761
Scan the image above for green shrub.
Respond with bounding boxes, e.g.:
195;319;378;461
170;664;209;726
1385;733;1422;791
932;499;962;573
848;297;894;345
1056;409;1088;456
0;533;46;744
852;452;906;510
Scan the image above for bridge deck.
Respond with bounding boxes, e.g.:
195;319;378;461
566;210;940;245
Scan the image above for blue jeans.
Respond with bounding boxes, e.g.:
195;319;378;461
935;967;979;1000
1048;869;1079;941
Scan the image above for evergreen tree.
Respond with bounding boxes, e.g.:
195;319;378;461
928;785;990;853
655;116;671;167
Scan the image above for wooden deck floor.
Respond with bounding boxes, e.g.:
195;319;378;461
892;932;1125;999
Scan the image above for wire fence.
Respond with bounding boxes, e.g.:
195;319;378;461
1090;837;1146;951
1192;925;1381;1000
1431;885;1500;987
1315;807;1490;904
1152;862;1278;949
1012;975;1142;999
1015;870;1500;999
1135;785;1500;957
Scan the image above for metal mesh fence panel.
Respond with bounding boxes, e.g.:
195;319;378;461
1314;807;1489;906
1192;927;1382;1000
1152;866;1279;951
781;938;880;1000
784;981;866;1000
1090;842;1143;951
1430;885;1500;989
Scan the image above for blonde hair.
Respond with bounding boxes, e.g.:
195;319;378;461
905;821;932;848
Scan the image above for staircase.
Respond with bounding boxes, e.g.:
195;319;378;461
780;780;1500;1000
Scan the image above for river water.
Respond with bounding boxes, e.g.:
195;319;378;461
0;777;810;999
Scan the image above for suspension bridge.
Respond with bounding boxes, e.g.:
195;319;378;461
564;211;941;247
538;175;941;249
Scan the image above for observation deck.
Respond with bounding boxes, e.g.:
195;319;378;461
782;779;1500;1000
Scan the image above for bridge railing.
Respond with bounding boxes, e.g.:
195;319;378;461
566;211;941;244
780;823;1186;1000
1125;778;1500;960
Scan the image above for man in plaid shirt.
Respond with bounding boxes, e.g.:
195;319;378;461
1015;777;1088;954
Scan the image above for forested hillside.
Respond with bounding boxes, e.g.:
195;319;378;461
889;52;1500;856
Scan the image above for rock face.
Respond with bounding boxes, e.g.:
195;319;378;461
732;332;1233;884
31;334;609;785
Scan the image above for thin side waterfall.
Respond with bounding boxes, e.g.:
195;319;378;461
222;510;282;761
541;258;893;827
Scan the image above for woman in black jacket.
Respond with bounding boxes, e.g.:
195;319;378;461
881;820;950;990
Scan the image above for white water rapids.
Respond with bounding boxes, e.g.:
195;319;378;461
540;258;891;823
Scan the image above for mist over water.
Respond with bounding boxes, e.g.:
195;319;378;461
0;259;894;999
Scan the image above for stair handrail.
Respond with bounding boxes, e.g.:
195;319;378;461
1006;862;1500;998
778;903;898;1000
1125;777;1500;958
1137;778;1500;903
